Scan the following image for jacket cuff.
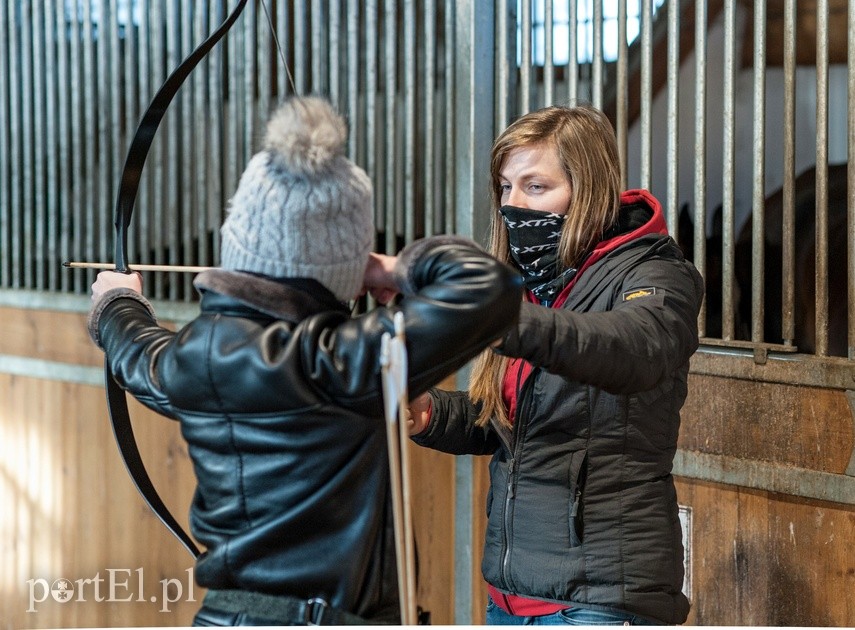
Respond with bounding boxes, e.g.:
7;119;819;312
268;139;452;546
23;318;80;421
408;394;434;440
393;235;483;295
492;300;538;356
87;288;156;349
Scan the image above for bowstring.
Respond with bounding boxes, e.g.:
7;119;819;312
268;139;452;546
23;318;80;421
259;0;297;96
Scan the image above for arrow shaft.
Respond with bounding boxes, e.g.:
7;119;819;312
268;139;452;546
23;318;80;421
64;261;211;273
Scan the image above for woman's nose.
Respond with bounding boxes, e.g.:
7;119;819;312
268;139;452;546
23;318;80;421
505;188;527;208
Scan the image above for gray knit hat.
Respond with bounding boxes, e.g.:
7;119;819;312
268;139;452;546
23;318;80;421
220;96;374;301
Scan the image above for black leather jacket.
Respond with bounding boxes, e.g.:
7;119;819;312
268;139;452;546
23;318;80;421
90;236;522;619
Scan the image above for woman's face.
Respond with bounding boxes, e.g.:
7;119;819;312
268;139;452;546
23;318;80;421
498;142;572;215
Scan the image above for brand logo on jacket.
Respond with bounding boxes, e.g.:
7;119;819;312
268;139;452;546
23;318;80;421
622;287;656;301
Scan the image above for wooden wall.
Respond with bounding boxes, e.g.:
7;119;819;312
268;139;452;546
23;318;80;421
675;372;855;626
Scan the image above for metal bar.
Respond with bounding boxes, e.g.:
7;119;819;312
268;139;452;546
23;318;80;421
127;0;143;284
123;0;137;265
674;449;855;507
543;0;554;105
751;0;766;344
693;0;707;337
82;0;96;283
151;0;166;298
140;0;155;297
294;0;307;94
275;0;287;99
666;0;679;236
165;0;180;300
384;0;396;251
639;0;652;189
45;0;59;291
616;0;627;190
70;0;83;291
53;3;68;292
311;0;323;94
208;2;224;266
109;0;121;274
691;346;855;391
567;0;577;103
454;0;495;242
591;0;602;109
454;454;476;625
0;0;10;288
404;0;415;244
365;0;379;233
849;0;855;359
33;0;45;289
21;0;34;289
444;0;455;235
815;0;830;356
495;0;509;133
330;0;341;105
243;0;255;166
721;0;736;340
782;0;796;347
520;0;531;114
347;0;359;158
278;2;293;102
194;3;209;270
258;0;272;122
226;0;240;223
96;0;110;271
181;1;196;298
423;0;436;236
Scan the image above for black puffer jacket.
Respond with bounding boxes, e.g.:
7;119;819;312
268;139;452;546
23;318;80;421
413;191;704;624
90;236;522;620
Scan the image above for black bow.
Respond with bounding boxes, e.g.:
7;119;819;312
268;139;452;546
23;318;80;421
107;0;249;558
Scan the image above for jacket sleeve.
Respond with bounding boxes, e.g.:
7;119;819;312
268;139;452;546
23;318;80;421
495;255;703;395
89;288;180;419
277;236;524;416
411;388;501;455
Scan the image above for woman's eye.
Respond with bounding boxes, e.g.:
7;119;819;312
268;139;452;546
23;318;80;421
500;184;511;193
529;183;544;192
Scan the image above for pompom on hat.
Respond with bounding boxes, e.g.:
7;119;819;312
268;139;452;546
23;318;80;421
219;96;374;301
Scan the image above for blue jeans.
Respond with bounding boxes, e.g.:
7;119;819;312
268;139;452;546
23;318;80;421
486;596;659;625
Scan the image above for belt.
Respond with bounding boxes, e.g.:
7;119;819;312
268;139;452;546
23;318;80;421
202;589;371;626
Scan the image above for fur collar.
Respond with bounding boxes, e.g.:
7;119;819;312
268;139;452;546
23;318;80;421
193;269;348;322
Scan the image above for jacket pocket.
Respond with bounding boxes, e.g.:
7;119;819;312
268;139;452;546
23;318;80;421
568;449;588;547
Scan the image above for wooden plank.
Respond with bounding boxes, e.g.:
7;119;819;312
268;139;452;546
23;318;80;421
0;306;103;367
409;443;456;624
676;477;855;625
681;374;854;473
0;375;199;627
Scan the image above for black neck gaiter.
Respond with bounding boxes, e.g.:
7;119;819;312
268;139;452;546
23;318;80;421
499;205;577;304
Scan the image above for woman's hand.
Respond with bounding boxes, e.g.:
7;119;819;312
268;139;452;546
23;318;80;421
362;252;400;304
91;271;143;301
407;392;432;435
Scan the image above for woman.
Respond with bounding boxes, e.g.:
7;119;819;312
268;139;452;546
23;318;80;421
409;104;703;625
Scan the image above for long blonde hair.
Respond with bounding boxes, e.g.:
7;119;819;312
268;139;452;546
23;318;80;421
469;105;622;429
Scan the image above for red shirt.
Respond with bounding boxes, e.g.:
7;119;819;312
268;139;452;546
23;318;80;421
488;584;567;616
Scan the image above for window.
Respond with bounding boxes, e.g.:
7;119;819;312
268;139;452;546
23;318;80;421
525;0;666;65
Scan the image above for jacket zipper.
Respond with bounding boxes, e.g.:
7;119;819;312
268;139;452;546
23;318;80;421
500;361;531;588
